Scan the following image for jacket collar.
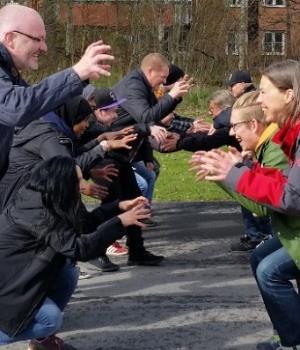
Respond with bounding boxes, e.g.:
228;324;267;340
136;69;153;91
272;119;300;160
0;42;21;83
255;123;279;152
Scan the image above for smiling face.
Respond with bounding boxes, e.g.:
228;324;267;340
230;109;262;151
5;13;47;71
257;75;294;126
146;65;169;90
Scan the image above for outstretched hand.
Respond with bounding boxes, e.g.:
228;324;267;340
98;127;135;142
79;179;109;199
190;149;239;182
90;164;119;182
107;133;137;150
160;132;180;152
168;76;194;100
150;125;168;144
119;196;149;212
118;203;151;228
72;40;115;81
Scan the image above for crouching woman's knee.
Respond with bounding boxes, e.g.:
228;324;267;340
35;298;64;336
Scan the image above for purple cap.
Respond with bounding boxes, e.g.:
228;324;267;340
94;88;126;110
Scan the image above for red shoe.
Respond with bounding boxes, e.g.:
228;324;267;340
106;241;128;256
28;335;77;350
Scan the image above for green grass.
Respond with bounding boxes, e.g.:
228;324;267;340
153;151;229;201
151;85;230;202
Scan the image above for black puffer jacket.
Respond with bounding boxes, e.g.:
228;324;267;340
0;186;123;337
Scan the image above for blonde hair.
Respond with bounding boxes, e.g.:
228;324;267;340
140;53;169;72
209;89;234;110
232;91;266;124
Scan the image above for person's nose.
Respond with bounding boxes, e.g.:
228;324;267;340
229;127;235;137
257;92;262;104
39;40;48;53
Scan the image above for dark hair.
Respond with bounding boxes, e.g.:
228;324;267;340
165;64;185;86
58;96;92;128
262;60;300;124
26;156;80;226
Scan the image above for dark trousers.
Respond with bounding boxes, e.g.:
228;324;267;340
93;159;145;255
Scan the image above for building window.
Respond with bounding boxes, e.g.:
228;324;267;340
227;0;242;7
226;32;239;55
263;32;285;55
263;0;286;7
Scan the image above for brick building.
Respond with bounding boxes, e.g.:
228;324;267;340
227;0;300;59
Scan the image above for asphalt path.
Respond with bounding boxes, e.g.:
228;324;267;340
3;201;271;350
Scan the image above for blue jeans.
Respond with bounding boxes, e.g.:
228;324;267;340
241;206;273;240
250;236;300;347
133;161;156;202
134;172;148;198
0;263;79;344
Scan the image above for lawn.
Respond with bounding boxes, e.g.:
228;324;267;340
152;86;230;202
153;150;229;201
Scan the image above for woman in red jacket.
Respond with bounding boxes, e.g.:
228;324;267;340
192;60;300;350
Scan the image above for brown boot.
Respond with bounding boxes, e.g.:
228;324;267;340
28;335;77;350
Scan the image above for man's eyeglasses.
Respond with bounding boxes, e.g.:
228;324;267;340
230;120;251;132
12;30;45;43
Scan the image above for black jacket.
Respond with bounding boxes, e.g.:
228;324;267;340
177;108;241;152
112;68;180;125
0;119;102;212
0;43;84;179
0;186;123;337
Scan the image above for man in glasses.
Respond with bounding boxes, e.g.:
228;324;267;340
0;3;114;180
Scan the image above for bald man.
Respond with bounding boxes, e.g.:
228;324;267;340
112;53;191;126
0;3;114;179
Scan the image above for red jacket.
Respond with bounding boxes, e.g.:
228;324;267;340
223;120;300;215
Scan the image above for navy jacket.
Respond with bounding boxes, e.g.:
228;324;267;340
0;43;84;178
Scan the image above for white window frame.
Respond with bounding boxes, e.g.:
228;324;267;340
227;0;242;7
262;0;286;7
262;31;285;55
226;31;239;55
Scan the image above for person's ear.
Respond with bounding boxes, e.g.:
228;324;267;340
3;32;16;49
285;89;295;105
251;118;259;133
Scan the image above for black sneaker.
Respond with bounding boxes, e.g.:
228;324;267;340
142;218;159;227
127;250;164;266
256;338;300;349
230;236;261;252
98;255;120;272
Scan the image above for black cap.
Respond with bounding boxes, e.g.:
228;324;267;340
94;88;126;110
227;70;252;87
